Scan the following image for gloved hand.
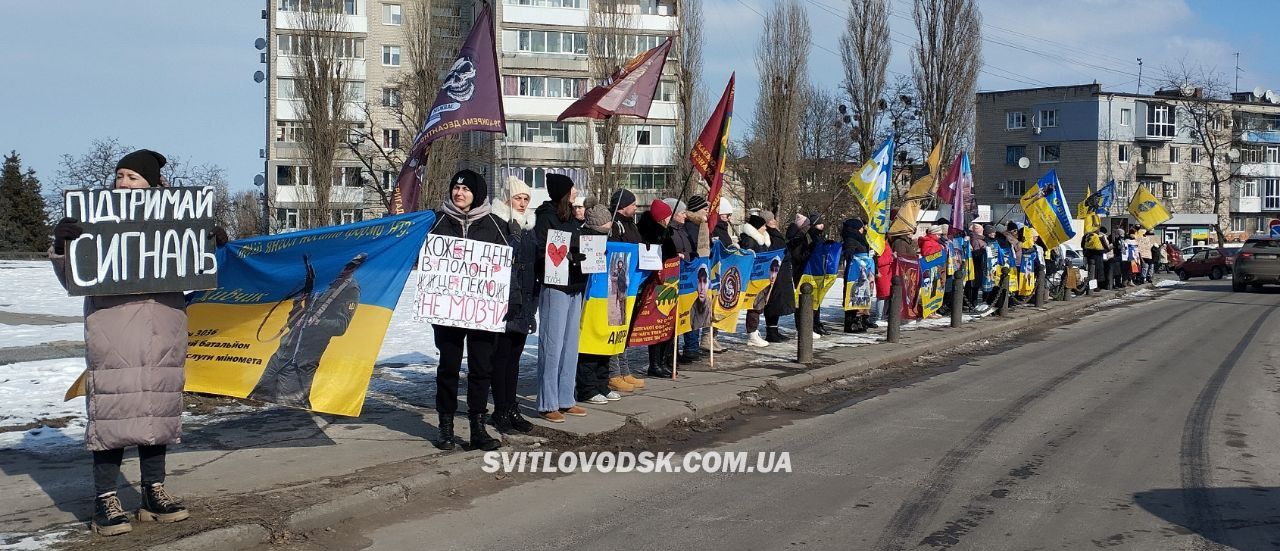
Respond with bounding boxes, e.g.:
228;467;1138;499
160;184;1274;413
212;226;229;247
52;217;83;255
572;252;587;262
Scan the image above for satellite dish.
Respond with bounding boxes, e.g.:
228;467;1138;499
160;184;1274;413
1228;148;1241;161
1017;157;1030;169
254;174;265;187
1180;84;1194;96
1254;86;1265;99
253;70;265;83
1266;90;1276;103
254;37;267;50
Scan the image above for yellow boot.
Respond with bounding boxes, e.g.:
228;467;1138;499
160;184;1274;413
608;376;635;393
622;374;645;389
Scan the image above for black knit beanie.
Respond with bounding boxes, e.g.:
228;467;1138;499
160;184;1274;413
547;173;574;203
115;149;167;187
449;169;487;207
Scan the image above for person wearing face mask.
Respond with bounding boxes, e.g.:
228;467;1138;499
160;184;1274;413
428;170;508;452
49;150;226;536
489;176;538;434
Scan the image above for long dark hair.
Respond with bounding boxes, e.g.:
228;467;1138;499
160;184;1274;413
556;193;574;222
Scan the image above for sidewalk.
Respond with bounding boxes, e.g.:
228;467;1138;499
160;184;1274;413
0;285;1160;550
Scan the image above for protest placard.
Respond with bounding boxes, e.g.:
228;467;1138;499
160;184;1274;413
60;186;218;296
580;234;608;274
414;235;512;332
639;244;662;270
544;229;571;285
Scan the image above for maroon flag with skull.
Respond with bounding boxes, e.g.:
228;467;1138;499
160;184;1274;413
391;3;505;214
557;38;672;121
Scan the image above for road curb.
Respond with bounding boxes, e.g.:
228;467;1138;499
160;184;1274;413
145;524;269;551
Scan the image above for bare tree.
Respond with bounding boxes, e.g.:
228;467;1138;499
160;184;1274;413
839;0;890;165
1158;64;1240;244
584;0;641;200
882;75;926;205
797;86;857;223
287;4;355;228
911;0;981;160
672;0;706;196
745;0;810;214
226;190;266;240
161;155;234;231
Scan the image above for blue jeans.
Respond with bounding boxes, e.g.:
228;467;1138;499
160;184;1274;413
681;329;701;355
536;289;583;412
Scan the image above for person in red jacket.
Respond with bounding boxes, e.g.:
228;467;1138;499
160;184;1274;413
918;223;947;257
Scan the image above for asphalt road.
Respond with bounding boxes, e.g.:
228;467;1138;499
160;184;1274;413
305;280;1280;550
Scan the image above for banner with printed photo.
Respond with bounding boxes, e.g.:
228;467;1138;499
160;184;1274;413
795;241;842;311
183;211;436;416
946;236;971;279
629;258;680;346
842;252;876;312
413;235;512;332
743;249;785;313
579;242;648;356
895;255;921;320
710;242;756;332
919;249;948;318
1016;246;1038;295
675;257;712;336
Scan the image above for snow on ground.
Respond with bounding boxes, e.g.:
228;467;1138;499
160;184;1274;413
0;261;82;318
1155;279;1185;288
0;358;87;451
0;528;76;551
2;324;83;347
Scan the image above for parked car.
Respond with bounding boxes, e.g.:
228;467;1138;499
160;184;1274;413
1173;244;1240;272
1062;244;1085;268
1232;237;1280;292
1176;248;1231;280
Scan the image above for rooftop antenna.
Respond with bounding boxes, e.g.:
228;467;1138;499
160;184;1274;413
1136;58;1143;94
1234;52;1242;93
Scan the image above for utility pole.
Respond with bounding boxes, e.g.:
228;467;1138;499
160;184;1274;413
1234;52;1242;93
1136;58;1143;95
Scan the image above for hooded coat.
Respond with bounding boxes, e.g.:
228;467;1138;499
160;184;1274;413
50;253;186;451
763;226;796;318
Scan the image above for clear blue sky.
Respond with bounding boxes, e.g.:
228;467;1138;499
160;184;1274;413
2;1;1276;194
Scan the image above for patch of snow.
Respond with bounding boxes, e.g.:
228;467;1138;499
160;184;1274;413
1155;279;1185;288
0;324;83;347
0;261;82;317
0;358;88;451
0;529;76;551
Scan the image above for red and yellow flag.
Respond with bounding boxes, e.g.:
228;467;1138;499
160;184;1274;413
692;74;735;234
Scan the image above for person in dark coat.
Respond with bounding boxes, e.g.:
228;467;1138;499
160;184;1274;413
966;223;989;312
679;195;709;359
637;199;677;377
489;176;538;434
840;218;871;332
605;189;643;390
574;205;617;404
761;210;796;342
428;170;508;451
711;197;737;248
534;174;590;423
739;213;772;347
787;213;830;336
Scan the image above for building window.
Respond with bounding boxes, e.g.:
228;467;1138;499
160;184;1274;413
1038;109;1057;128
382;45;401;66
1242;180;1259;197
516;29;587;54
1006;112;1026;130
277;165;310;186
382;171;394;191
383;129;400;148
1267;146;1280;163
1004;179;1026;197
1232;217;1244;232
1259;217;1269;232
1162;182;1178;199
277;208;300;230
623;166;670;190
1147;103;1175;137
505;75;586;98
505;0;584;8
277;78;298;99
1005;145;1026;166
336;209;363;225
1039;144;1060;163
1120;108;1132;127
343;81;365;102
631;125;674;145
1190;181;1203;198
1265;178;1280;210
1169;146;1179;164
505;120;575;143
1190;147;1201;164
383;3;402;24
1241;146;1264;164
1116;180;1130;199
1118;144;1130;163
657;80;677;102
279;0;300;11
276;120;305;142
382;87;401;107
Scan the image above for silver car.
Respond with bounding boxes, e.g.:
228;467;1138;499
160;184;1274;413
1232;237;1280;292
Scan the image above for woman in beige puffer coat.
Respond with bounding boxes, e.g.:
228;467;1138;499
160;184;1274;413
49;149;214;536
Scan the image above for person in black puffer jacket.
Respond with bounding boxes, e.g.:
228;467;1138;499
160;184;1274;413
679;196;709;359
787;213;829;336
429;170;509;452
761;210;795;342
533;174;589;423
489;176;538;435
840;218;871;333
636;199;678;377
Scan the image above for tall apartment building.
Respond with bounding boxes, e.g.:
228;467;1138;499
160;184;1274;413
974;84;1280;246
264;0;681;233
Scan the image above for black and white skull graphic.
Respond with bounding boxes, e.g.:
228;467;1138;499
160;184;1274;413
441;57;477;102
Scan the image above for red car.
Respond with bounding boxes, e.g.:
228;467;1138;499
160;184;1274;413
1176;248;1230;280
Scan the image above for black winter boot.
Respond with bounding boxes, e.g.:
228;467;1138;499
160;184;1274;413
492;406;515;434
507;407;534;433
765;326;785;343
137;482;189;523
92;492;132;536
813;311;830;336
436;414;457;450
469;413;501;451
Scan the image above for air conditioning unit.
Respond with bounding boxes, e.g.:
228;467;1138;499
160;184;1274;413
995;181;1006;190
1032;127;1042;135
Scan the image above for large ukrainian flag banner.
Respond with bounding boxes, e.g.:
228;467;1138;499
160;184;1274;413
846;137;895;255
1128;184;1172;230
710;242;756;332
580;242;648;356
795;241;843;310
676;257;712;336
1020;169;1076;250
184;211;436;416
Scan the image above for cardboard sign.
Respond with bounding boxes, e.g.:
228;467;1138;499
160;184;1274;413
414;235;512;332
580;234;608;274
639;244;663;270
544;229;571;285
61;187;218;296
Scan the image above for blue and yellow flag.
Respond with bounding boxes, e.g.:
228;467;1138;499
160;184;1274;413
919;249;948;318
676;257;712;336
842;252;876;312
710;242;756;332
744;249;785;314
580;242;649;356
184;211;436;416
1020;169;1076;250
1128;184;1172;230
846;137;895;255
795;241;843;311
1016;246;1038;295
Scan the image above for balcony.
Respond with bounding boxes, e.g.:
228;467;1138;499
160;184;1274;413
1232;195;1263;213
1137;161;1171;176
